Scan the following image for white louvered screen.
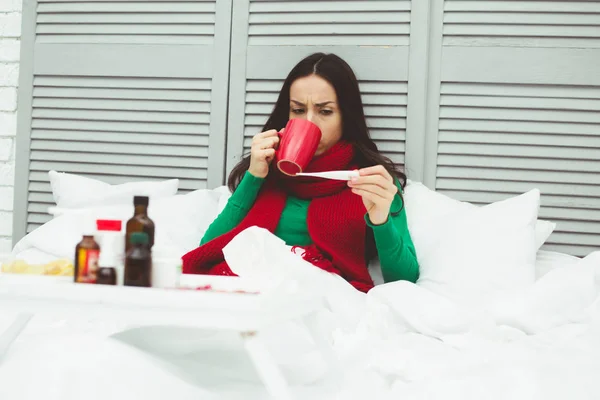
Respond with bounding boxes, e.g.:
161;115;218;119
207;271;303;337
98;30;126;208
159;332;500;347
429;0;600;257
226;0;411;173
27;76;212;231
436;83;600;257
248;0;411;46
242;79;407;166
36;1;216;44
17;0;598;257
15;0;231;236
443;1;600;48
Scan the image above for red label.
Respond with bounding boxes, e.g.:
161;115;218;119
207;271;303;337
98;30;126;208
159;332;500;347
96;219;122;232
76;248;100;283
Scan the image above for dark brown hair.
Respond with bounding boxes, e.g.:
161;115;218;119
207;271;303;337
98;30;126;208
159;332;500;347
227;52;407;194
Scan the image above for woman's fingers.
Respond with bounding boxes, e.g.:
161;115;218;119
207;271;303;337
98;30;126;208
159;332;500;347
255;148;275;160
351;188;385;208
350;174;393;192
350;183;394;202
254;129;278;140
248;129;280;178
252;135;279;151
358;165;393;182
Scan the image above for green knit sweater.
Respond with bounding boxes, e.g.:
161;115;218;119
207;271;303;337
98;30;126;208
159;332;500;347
202;171;419;283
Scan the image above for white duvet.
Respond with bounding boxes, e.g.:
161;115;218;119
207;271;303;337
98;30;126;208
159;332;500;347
1;227;600;400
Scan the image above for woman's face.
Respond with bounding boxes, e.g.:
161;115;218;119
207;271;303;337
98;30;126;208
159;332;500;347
289;75;342;156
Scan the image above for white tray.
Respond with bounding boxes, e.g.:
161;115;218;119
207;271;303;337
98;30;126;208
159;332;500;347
0;273;322;332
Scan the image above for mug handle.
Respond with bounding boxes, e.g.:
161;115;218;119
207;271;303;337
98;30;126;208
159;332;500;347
276;128;285;149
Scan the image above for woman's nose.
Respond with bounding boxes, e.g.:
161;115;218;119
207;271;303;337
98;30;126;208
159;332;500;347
294;112;308;121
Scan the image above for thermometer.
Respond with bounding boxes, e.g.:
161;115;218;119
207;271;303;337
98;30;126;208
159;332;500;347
295;170;360;181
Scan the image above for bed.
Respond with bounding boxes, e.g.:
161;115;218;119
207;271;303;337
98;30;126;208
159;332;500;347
1;171;599;400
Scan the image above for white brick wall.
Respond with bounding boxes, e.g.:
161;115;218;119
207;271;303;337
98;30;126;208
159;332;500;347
0;0;21;254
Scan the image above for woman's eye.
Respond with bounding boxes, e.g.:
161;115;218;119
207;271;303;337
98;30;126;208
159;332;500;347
292;108;305;115
320;109;333;115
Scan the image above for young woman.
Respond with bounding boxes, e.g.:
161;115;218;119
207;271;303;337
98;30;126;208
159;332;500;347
182;53;419;292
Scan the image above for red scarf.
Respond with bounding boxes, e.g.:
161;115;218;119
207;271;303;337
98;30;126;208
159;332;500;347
181;141;374;292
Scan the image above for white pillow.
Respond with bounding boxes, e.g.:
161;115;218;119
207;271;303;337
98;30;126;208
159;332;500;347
48;170;179;209
368;250;581;287
214;185;232;213
403;181;555;250
369;182;554;287
12;189;225;262
407;187;540;304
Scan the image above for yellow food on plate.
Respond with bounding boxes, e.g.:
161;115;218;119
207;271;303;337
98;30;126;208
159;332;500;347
1;258;74;276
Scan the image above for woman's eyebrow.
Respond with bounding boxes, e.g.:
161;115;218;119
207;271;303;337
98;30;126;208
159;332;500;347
315;101;335;107
290;99;335;107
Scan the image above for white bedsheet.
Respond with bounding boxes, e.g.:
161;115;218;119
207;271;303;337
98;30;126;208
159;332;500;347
1;228;599;399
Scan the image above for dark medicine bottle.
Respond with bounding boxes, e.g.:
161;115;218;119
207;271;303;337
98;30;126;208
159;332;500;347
124;232;152;288
125;196;155;253
96;251;117;286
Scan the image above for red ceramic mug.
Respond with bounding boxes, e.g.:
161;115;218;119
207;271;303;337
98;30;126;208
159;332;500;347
275;119;322;176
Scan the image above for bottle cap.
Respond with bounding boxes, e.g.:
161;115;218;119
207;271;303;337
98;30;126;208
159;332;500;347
133;196;149;206
96;219;122;232
130;232;149;245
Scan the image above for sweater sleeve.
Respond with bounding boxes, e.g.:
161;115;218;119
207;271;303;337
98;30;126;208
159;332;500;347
364;183;419;283
200;171;265;245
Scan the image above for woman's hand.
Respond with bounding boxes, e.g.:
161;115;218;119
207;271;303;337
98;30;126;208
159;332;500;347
248;129;281;178
348;165;397;225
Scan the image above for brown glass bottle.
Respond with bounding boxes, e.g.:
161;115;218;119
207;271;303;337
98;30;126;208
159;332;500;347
97;267;117;285
125;196;155;253
74;235;100;284
124;232;152;287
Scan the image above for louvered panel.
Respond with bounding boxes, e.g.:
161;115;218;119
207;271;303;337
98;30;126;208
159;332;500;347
26;74;211;232
30;150;207;169
437;166;600;186
441;82;600;99
227;0;410;176
33;98;211;113
15;0;231;241
248;0;411;46
31;130;210;146
436;82;600;257
439;143;600;162
31;118;210;135
440;131;600;148
242;79;407;165
36;1;216;44
35;76;212;90
443;1;600;48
